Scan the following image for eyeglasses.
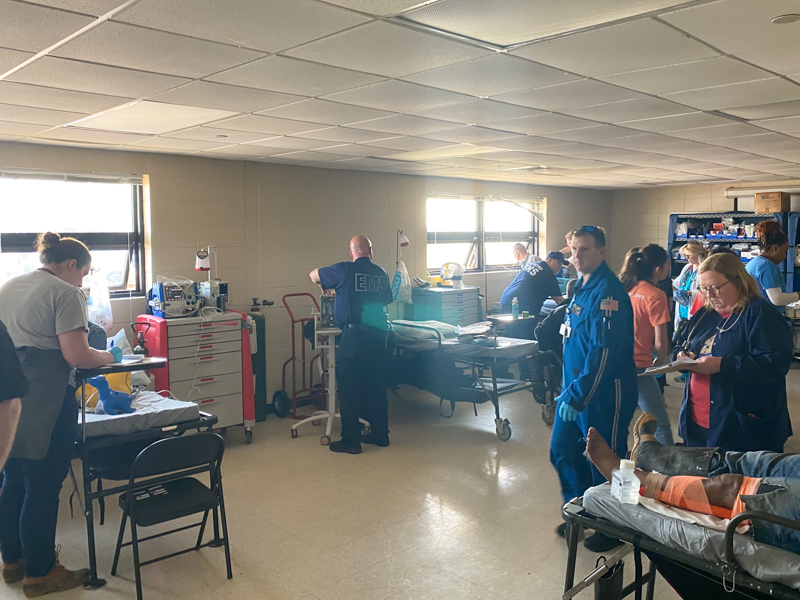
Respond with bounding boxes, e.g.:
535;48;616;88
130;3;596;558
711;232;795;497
698;280;732;296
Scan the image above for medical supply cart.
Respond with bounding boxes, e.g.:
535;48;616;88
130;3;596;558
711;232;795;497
138;311;255;444
411;285;481;326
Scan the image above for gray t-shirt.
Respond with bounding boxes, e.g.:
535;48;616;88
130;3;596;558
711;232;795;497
0;269;88;350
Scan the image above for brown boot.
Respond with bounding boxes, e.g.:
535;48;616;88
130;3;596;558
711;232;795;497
22;563;89;598
2;560;24;584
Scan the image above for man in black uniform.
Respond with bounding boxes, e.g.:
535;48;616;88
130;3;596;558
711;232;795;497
310;235;393;454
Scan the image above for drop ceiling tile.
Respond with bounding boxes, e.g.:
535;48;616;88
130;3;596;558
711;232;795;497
600;57;774;96
420;125;524;144
322;80;471;113
293;126;394;143
0;1;94;52
412;100;543;125
321;1;434;16
662;0;800;76
306;144;396;157
0;103;86;126
164;126;271;144
23;1;128;15
54;22;264;79
243;136;332;150
717;134;800;153
347;114;460;136
486;135;587;152
115;0;368;53
360;136;457;151
126;137;223;151
512;17;717;77
492;79;644;112
34;127;150;144
619;111;739;132
256;100;394;126
0;81;131;113
755;116;800;134
150;81;303;113
565;98;694;123
269;150;347;162
402;54;578;97
720;99;800;121
208;56;384;97
471;150;557;164
663;79;800;111
490;113;599;135
201;144;271;157
72;101;238;135
211;115;326;136
0;121;51;136
9;57;188;98
544;125;643;143
403;0;691;47
0;48;33;74
664;123;770;142
286;21;489;78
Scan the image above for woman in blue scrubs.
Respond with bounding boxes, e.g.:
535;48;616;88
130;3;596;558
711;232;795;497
745;220;799;313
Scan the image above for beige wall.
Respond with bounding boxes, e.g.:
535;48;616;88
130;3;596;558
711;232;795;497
0;141;611;404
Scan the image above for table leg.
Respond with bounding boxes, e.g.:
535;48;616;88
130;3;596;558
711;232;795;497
82;455;106;589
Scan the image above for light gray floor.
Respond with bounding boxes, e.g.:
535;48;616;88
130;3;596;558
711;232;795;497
3;369;799;600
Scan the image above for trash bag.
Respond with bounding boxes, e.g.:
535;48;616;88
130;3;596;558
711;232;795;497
391;259;413;304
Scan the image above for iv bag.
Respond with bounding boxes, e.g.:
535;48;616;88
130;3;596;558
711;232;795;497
392;259;413;304
87;273;113;332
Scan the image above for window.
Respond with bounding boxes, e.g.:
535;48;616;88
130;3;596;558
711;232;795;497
426;197;539;273
0;175;145;296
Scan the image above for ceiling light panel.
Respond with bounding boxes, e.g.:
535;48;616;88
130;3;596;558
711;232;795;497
114;0;369;53
0;81;130;113
402;0;691;46
0;103;86;126
412;99;542;124
256;100;394;125
72;101;238;135
0;1;94;53
208;56;384;97
53;22;265;79
513;17;717;77
565;97;694;122
663;79;800;111
150;81;303;113
347;114;460;135
322;80;471;112
492;79;644;112
662;0;800;76
8;57;188;98
402;54;578;97
286;21;489;78
599;57;773;96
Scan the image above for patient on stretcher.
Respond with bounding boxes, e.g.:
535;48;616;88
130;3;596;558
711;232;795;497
585;414;800;555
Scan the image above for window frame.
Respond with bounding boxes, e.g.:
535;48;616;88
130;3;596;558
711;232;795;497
0;180;146;298
426;198;539;274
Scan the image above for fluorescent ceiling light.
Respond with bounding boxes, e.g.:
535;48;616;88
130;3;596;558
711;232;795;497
65;101;237;135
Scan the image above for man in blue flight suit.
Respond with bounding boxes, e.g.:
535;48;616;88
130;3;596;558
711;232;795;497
310;235;393;454
550;226;638;552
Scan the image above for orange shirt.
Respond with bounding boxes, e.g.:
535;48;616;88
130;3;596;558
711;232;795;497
629;281;672;369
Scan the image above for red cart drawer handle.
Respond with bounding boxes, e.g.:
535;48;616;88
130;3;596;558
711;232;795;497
199;344;212;350
200;398;215;404
200;333;213;339
200;377;214;382
199;355;214;361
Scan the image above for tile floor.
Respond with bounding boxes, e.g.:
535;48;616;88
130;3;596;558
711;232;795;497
3;370;799;600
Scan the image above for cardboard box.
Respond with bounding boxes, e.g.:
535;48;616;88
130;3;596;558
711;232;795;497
754;191;790;213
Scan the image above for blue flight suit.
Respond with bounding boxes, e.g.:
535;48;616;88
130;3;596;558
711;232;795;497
318;257;393;443
549;261;638;504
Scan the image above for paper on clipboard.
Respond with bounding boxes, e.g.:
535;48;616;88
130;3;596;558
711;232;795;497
641;356;698;376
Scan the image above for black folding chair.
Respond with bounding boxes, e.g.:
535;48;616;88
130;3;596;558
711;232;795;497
110;433;232;600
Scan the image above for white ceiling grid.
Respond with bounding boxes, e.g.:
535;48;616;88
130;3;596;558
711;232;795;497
0;0;799;188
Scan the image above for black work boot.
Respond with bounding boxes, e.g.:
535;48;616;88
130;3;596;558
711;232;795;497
329;439;361;454
630;413;718;477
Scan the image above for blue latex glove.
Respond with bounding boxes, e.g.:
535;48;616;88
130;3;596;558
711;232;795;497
672;289;690;307
109;346;123;363
557;400;579;422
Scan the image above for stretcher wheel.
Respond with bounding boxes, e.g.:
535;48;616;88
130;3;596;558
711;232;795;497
312;419;321;426
496;419;512;441
290;428;298;439
541;403;555;425
217;428;227;437
320;435;331;446
273;390;291;418
245;429;253;444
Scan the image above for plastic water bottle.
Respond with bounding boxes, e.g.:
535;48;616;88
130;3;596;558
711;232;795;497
511;297;519;319
610;459;640;504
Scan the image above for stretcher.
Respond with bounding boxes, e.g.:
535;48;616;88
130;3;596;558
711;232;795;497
79;391;200;437
388;321;559;440
562;484;800;600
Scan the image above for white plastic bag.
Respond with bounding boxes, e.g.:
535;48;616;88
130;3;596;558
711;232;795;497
391;259;413;304
87;274;113;332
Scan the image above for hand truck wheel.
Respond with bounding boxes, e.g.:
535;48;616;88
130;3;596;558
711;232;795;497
290;428;298;439
320;435;331;446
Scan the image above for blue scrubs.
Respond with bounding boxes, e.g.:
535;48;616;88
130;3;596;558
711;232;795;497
500;260;561;315
745;256;785;314
549;261;638;504
318;257;393;442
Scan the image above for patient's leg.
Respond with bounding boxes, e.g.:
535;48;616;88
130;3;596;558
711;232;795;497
586;428;743;512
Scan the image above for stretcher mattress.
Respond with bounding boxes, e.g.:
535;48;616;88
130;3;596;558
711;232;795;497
79;392;200;438
584;483;800;590
393;335;538;360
